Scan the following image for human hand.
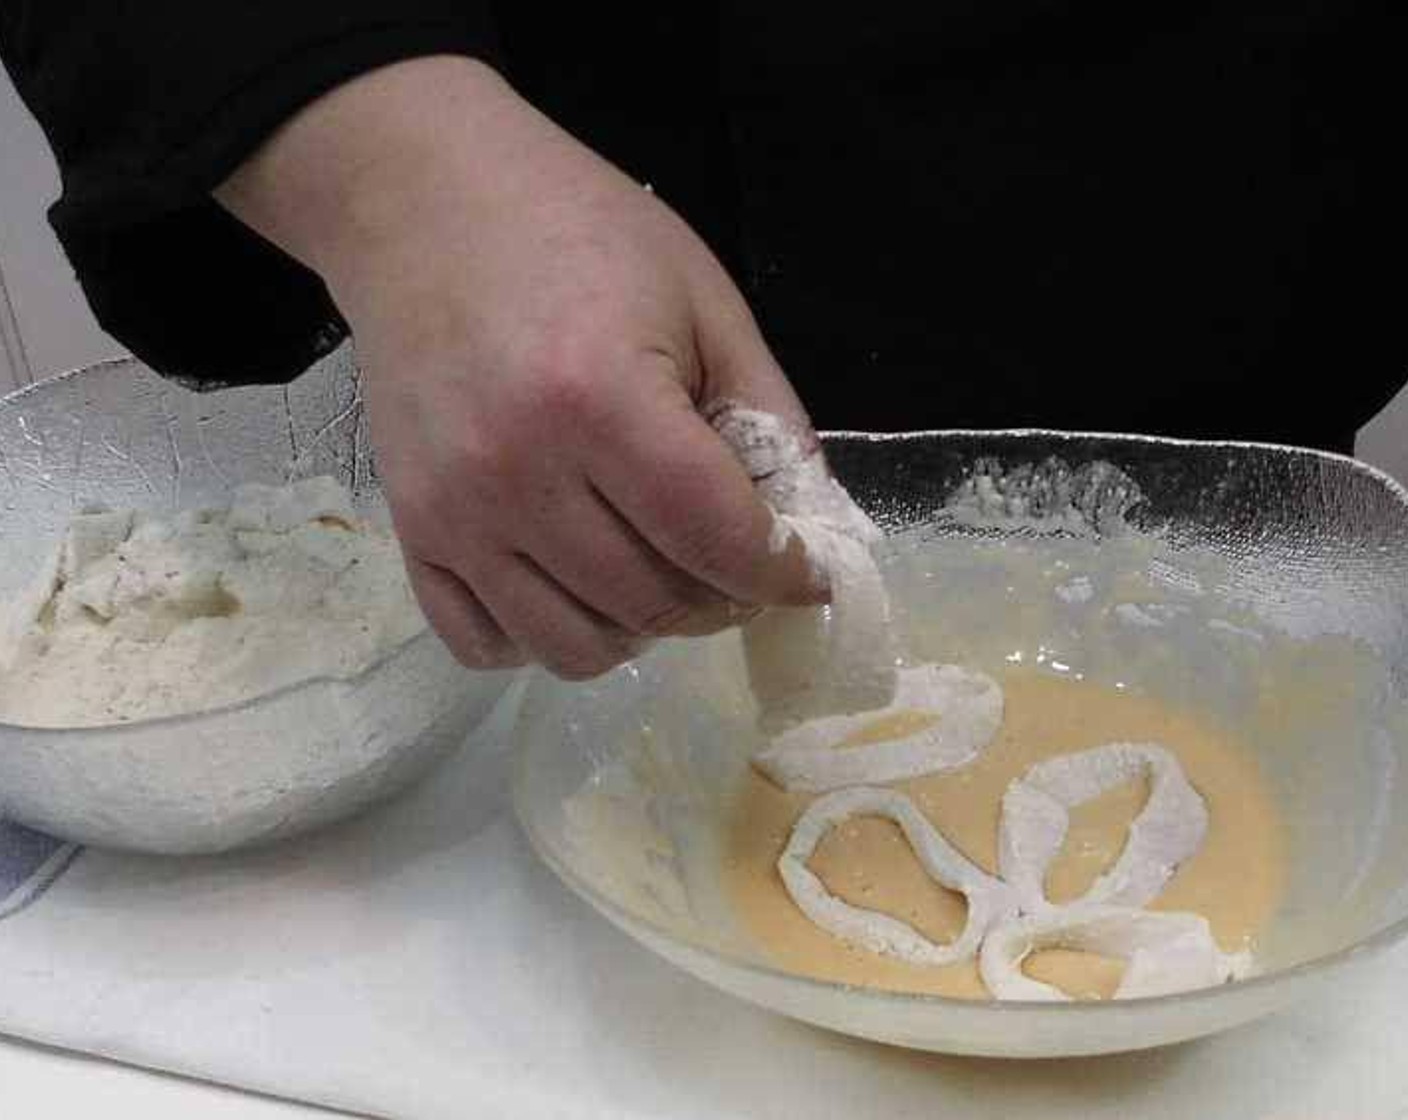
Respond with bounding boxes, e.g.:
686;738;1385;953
218;57;821;678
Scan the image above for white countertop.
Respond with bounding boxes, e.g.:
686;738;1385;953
6;940;1408;1120
0;1034;334;1117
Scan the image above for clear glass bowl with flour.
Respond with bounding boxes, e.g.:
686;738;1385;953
515;431;1408;1057
0;352;512;853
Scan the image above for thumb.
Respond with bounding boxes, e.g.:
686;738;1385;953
688;268;885;564
690;272;868;526
688;263;816;436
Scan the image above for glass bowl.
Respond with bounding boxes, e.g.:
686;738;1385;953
514;430;1408;1057
0;349;512;853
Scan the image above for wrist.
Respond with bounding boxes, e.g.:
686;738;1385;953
215;55;517;285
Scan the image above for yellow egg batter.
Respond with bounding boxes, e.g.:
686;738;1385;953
724;670;1286;1000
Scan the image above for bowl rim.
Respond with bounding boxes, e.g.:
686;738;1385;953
817;425;1408;506
0;354;138;404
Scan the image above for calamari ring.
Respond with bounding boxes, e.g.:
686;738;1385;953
753;664;1004;792
778;786;1016;966
998;742;1208;914
979;904;1253;1001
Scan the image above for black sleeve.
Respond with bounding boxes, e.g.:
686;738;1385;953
0;3;500;389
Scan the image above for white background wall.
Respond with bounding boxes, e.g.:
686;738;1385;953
1358;394;1408;483
0;65;123;392
1;66;1405;480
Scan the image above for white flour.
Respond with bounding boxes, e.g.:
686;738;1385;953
0;477;425;728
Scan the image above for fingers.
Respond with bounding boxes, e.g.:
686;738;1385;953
414;530;645;681
408;472;761;680
405;557;525;671
470;551;645;681
525;482;741;638
583;367;824;610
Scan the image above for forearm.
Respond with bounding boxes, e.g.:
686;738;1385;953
216;56;516;281
215;52;646;336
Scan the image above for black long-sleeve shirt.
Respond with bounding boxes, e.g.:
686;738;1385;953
1;3;1403;452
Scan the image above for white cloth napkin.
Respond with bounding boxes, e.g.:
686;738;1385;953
2;686;1407;1119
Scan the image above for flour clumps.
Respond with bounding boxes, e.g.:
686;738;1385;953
0;477;424;727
